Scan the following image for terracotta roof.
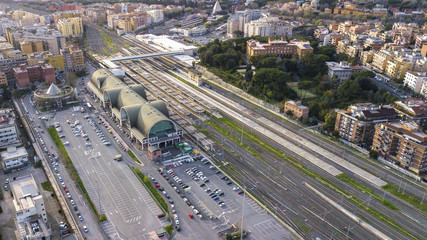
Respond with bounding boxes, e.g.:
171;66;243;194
362;107;397;119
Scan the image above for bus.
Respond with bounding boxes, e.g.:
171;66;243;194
113;155;122;161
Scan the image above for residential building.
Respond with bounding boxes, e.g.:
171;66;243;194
246;38;313;60
329;33;343;47
394;99;427;130
0;40;14;54
227;9;263;37
82;8;107;24
413;58;427;72
0;108;20;148
19;40;43;54
314;26;329;42
12;10;44;28
0;50;28;86
60;45;85;72
6;28;65;55
421;45;427;57
326;61;362;81
345;45;363;59
284;100;309;119
56;17;83;37
404;72;427;93
188;68;203;85
27;51;65;70
361;51;375;66
415;35;427;49
364;37;385;51
10;175;51;239
385;56;414;79
13;64;55;88
334;103;398;148
244;17;292;38
0;18;18;35
0;146;28;172
147;9;164;23
0;71;7;86
372;49;393;73
420;82;427;99
372;121;427;174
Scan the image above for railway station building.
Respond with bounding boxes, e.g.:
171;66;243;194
88;69;182;150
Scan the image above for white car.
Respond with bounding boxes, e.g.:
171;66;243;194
174;214;179;220
83;225;88;233
70;200;75;205
63;141;70;145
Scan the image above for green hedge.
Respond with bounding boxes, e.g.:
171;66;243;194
165;224;173;236
127;150;141;164
47;127;101;220
132;167;168;214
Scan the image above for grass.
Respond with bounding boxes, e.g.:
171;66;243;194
127;150;141;164
289;84;317;99
132;166;168;214
47;127;101;219
336;173;399;211
100;32;118;54
165;224;173;236
99;214;107;222
382;184;427;213
41;181;53;192
294;218;311;233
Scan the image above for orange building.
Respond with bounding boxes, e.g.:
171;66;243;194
246;38;313;59
284;100;309;119
372;121;427;174
0;71;7;86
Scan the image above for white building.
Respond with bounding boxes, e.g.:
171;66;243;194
147;9;164;23
11;175;50;240
0;108;20;148
404;71;427;93
226;9;263;37
327;61;362;81
136;34;197;56
0;146;28;172
244;17;292;38
212;0;222;15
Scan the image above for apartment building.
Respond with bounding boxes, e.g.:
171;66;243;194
244;17;292;38
0;71;7;86
10;175;50;239
334;103;398;148
326;61;361;81
314;26;329;42
372;49;394;73
0;146;28;172
0;50;28;86
60;45;85;72
19;40;43;54
364;37;385;51
361;51;375;66
385;56;414;79
246;38;313;60
56;17;83;37
284;100;309;119
415;35;427;49
403;72;427;93
27;51;65;70
0;18;18;35
83;8;107;24
13;64;55;88
0;108;20;148
394;99;427;130
147;9;164;23
372;121;427;173
6;28;65;55
329;33;343;47
227;9;263;37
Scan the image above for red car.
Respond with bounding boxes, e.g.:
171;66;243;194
169;164;174;168
156;184;160;188
157;213;165;218
188;214;193;219
237;190;244;195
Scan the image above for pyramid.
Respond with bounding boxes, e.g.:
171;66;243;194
212;0;222;15
46;83;61;95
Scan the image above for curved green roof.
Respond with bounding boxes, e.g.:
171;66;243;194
136;102;175;137
117;87;147;109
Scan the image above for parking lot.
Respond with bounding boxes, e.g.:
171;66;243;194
49;109;171;240
158;156;293;240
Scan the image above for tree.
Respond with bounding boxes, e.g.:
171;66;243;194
285;110;293;117
232;30;243;37
369;149;378;160
322;111;337;132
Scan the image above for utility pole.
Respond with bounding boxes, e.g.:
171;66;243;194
240;186;246;240
240;114;244;145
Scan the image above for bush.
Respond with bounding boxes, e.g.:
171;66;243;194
41;181;53;192
369;149;378;160
165;224;173;236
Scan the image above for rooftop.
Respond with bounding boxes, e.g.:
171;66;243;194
10;175;40;210
0;147;28;160
385;121;427;144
